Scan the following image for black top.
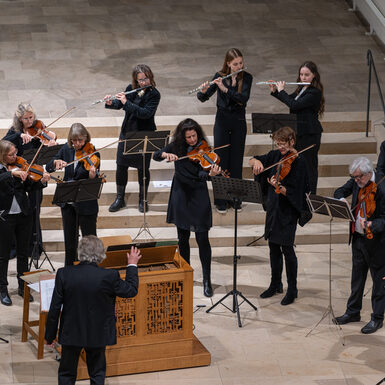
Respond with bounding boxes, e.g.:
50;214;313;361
3;127;43;157
153;142;212;232
271;86;323;136
376;140;385;180
0;164;39;216
197;71;253;114
46;143;100;215
334;173;385;244
45;262;139;347
254;150;311;245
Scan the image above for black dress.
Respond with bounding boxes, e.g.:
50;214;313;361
197;72;252;207
153;142;212;232
271;86;323;194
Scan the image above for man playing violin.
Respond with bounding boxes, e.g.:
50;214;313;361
46;123;100;266
334;156;385;334
249;126;311;305
0;140;50;306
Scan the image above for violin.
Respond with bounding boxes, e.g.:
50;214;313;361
75;142;100;171
8;156;62;183
358;181;377;239
274;150;297;194
186;140;229;177
26;120;57;145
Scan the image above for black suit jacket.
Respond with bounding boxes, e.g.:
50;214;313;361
271;86;323;136
334;173;385;244
45;262;139;347
46;143;99;215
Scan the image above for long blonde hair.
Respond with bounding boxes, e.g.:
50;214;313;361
12;103;36;133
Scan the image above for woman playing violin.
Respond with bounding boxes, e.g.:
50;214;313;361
46;123;100;266
197;48;252;213
153;119;221;297
0;140;50;306
249;126;310;305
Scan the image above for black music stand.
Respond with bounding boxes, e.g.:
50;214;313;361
24;145;63;271
305;193;354;342
206;177;262;327
251;112;297;135
122;131;170;240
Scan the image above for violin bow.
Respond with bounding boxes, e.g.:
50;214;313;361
175;143;231;162
26;107;77;173
254;144;316;175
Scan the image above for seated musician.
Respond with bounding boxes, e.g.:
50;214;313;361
46;123;100;266
0;140;50;306
249;126;311;305
334;156;385;334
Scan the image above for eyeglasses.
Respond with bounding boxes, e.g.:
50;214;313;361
137;77;149;83
350;173;366;180
71;138;85;143
274;142;288;148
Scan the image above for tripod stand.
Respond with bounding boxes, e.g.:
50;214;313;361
122;131;170;241
206;177;262;327
305;193;353;342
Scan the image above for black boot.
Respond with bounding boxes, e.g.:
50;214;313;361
260;282;283;298
280;288;297;306
203;278;213;297
109;185;126;212
0;289;12;306
138;200;149;213
202;263;213;297
139;179;149;213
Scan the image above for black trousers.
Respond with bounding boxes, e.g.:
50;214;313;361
296;133;321;194
213;109;247;207
0;213;33;290
268;241;298;291
59;345;106;385
346;234;385;321
116;155;151;201
177;227;211;278
61;205;97;266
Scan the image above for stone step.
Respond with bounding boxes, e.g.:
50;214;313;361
39;221;350;252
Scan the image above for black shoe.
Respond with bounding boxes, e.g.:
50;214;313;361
138;201;148;213
216;205;227;214
334;313;361;325
109;197;125;212
260;283;283;298
0;291;12;306
203;279;213;297
18;287;34;302
361;319;383;334
280;289;297;306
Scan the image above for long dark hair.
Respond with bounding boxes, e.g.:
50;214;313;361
171;118;208;157
219;48;244;93
131;64;156;89
296;61;325;117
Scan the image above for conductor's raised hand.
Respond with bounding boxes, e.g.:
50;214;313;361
127;246;142;265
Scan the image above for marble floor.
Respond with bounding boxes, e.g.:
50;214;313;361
0;0;384;120
1;244;385;385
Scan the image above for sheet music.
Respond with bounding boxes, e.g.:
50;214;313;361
40;279;55;311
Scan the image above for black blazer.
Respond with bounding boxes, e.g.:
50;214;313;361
105;85;160;135
0;164;40;216
46;144;99;215
334;173;385;244
271;86;323;136
2;127;42;156
45;262;139;347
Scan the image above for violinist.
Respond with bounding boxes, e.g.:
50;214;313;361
46;123;100;266
0;140;50;306
268;61;324;194
249;126;310;305
197;48;252;213
105;64;160;213
153;119;221;297
333;156;385;334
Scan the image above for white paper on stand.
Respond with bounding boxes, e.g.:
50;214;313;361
40;279;55;312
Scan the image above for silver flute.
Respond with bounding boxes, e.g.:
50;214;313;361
188;68;246;94
92;85;152;105
255;81;311;85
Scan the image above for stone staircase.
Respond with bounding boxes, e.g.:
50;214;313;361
0;113;378;253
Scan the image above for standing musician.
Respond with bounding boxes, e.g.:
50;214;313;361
197;48;252;214
0;140;50;306
249;126;310;305
268;61;324;194
105;64;161;213
334;156;385;334
153;119;222;297
3;103;57;259
376;139;385;179
46;123;100;266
